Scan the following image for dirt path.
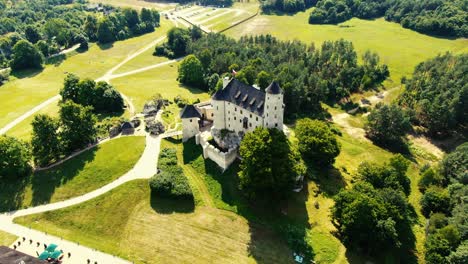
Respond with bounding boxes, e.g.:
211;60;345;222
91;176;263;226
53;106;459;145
332;113;368;141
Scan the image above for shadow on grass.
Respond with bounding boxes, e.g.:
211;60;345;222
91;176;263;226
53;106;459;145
97;42;114;50
176;138;313;262
150;192;195;214
29;146;99;206
45;54;66;66
0;176;30;212
10;67;43;79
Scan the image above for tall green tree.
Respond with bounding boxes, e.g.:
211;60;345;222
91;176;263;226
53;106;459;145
10;40;43;70
0;135;31;179
365;103;411;145
239;127;305;199
24;25;41;44
295;118;340;166
97;18;114;44
59;101;97;154
420;186;451;217
178;55;205;88
31;114;61;167
167;27;190;57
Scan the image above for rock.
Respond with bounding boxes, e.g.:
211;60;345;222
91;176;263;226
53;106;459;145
146;120;165;135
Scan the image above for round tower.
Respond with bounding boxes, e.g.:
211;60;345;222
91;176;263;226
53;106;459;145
263;81;284;130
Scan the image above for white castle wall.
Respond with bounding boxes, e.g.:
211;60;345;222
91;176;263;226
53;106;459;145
196;133;237;171
182;117;199;142
263;92;284;129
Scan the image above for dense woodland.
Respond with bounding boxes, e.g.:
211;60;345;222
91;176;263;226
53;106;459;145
0;0;160;70
398;53;467;137
166;30;388;119
307;0;468;38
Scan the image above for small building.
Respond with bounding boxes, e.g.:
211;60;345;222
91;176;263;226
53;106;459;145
121;121;134;135
0;246;46;264
180;104;202;142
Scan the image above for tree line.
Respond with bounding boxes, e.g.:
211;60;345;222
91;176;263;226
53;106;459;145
261;0;316;14
307;0;467;38
160;30;388;119
417;143;467;264
0;0;160;71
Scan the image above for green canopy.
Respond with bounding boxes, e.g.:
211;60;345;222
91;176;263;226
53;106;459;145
50;250;62;259
38;251;51;260
46;243;58;252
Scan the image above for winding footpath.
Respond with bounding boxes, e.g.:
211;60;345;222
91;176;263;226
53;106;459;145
0;133;161;263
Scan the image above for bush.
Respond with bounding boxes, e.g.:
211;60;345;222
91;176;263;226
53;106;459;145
420;186;451;217
0;135;32;179
418;167;444;192
150;167;193;199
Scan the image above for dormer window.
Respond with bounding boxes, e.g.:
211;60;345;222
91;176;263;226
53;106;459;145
242;94;248;102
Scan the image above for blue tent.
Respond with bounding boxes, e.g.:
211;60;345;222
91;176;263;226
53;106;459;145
46;243;58;252
50;250;62;259
38;251;51;260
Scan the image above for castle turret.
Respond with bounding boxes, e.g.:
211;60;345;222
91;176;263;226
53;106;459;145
180;105;202;142
263;81;284;129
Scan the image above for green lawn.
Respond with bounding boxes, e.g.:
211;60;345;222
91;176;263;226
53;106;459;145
0;27;171;129
5;102;60;141
0;231;17;246
0;136;145;211
111;62;210;113
225;11;468;88
15;182;292;263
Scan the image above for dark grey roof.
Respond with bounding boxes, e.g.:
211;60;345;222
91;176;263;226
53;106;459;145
265;81;282;94
121;121;134;130
212;79;266;116
0;246;46;264
180;105;202;119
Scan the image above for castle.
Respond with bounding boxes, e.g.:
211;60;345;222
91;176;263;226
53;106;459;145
180;77;284;170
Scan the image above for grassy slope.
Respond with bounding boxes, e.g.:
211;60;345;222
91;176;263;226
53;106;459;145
0;27;171;129
225;10;468;87
15;140;293;264
0;231;17;247
0;136;145;211
111;62;210;113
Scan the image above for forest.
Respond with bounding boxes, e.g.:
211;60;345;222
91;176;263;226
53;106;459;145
164;30;389;119
0;0;160;69
307;0;468;38
398;53;467;137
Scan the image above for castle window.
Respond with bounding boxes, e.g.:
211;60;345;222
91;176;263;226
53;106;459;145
235;107;237;112
190;119;192;122
275;123;278;127
228;118;230;121
275;106;277;110
240;110;243;114
267;105;269;109
250;114;252;118
249;123;252;127
217;106;218;110
267;113;269;117
234;117;236;120
256;117;258;121
228;111;230;114
266;122;268;126
211;113;214;117
275;115;277;118
240;119;242;123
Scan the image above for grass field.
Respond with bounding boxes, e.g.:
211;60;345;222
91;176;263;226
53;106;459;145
111;62;210;113
0;26;172;129
225;10;468;88
0;231;17;246
0;136;145;211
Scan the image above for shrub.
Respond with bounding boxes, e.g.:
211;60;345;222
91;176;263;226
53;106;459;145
420;186;451;217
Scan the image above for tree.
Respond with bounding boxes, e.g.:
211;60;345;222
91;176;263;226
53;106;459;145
178;55;205;88
239;127;305;199
295;118;340;166
123;8;140;29
59;101;97;154
97;18;114;44
365;103;411;146
420;186;451;217
448;241;468;264
438;225;461;249
31;114;61;167
256;71;272;90
425;233;451;264
167;27;190;57
332;182;411;255
440;143;467;185
0;135;31;179
419;167;444;192
84;15;98;41
24;25;41;44
10;40;43;71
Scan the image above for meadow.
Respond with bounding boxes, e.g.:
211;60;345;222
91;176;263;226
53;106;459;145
111;62;210;113
225;9;468;88
14;139;294;264
0;25;172;129
0;136;145;212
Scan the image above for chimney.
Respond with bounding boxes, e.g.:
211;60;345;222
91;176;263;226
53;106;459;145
223;77;230;89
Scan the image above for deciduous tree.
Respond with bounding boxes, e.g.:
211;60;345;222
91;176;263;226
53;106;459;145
31;114;61;167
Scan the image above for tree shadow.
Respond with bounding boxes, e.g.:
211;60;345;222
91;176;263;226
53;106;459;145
45;54;66;67
149;191;195;214
307;162;347;197
29;146;99;206
97;42;114;50
0;176;30;212
10;68;43;79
